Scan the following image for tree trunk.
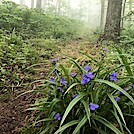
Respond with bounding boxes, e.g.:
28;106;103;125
36;0;42;9
121;0;127;28
31;0;34;8
128;0;132;26
100;0;105;33
56;0;61;14
103;0;123;42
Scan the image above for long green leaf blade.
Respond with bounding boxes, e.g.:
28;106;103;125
60;93;87;127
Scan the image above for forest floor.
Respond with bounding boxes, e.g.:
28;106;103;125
0;40;101;134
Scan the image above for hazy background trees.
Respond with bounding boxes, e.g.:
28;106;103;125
5;0;134;36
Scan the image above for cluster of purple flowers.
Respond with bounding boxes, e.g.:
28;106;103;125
60;77;67;86
81;72;94;85
110;72;118;81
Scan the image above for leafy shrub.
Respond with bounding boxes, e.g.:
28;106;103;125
27;46;134;134
0;1;84;40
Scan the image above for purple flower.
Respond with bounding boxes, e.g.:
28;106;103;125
70;73;76;77
58;87;63;92
51;58;58;63
114;97;120;101
52;69;59;74
86;72;94;79
49;77;56;82
110;97;120;103
54;113;61;121
84;65;91;71
110;72;118;81
90;103;99;111
131;84;134;88
81;72;94;85
102;48;109;52
119;88;126;95
72;94;78;99
60;77;67;86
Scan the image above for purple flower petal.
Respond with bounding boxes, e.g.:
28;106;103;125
114;97;120;102
131;84;134;88
60;77;67;86
119;88;126;95
89;103;99;111
51;58;58;63
52;69;59;74
71;73;76;77
58;87;63;92
103;48;109;52
86;72;94;79
49;77;56;82
72;94;78;99
54;113;61;121
111;72;118;77
84;65;91;71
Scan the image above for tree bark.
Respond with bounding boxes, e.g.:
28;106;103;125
31;0;34;8
128;0;132;26
103;0;123;42
100;0;105;33
56;0;61;14
121;0;127;28
36;0;42;9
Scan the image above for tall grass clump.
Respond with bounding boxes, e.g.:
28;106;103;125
27;46;134;134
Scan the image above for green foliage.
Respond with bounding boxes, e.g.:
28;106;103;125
0;31;39;91
26;47;134;134
0;1;83;40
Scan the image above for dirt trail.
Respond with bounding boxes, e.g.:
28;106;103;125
0;41;100;134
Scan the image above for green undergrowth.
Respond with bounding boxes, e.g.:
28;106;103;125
21;44;134;134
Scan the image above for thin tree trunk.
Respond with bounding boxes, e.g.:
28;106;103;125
100;0;106;33
128;0;132;26
121;0;127;28
36;0;42;9
103;0;123;42
31;0;34;8
56;0;61;14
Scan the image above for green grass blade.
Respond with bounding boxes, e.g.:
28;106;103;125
48;98;60;114
79;50;98;63
33;118;53;126
54;120;79;134
112;107;124;133
81;100;91;127
107;93;126;126
64;83;80;95
72;116;87;134
60;64;70;83
60;93;87;127
94;116;122;134
92;126;107;134
115;46;134;83
68;57;85;73
94;79;134;103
